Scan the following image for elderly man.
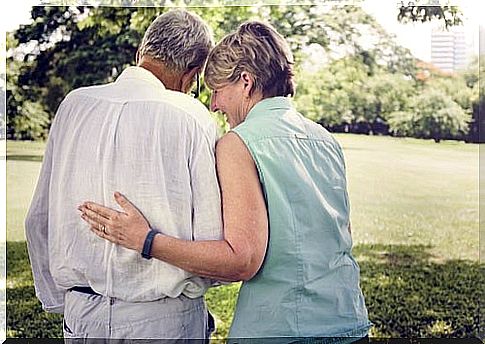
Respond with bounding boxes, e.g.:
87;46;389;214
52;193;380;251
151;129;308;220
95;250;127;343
25;9;221;341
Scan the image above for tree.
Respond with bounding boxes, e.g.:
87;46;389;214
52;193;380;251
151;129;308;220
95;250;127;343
10;101;50;140
388;88;470;142
416;57;481;143
5;4;466;140
13;6;147;116
427;75;474;112
7;6;256;137
364;72;415;134
466;55;484;143
397;5;462;28
295;56;370;128
6;55;50;140
295;52;417;135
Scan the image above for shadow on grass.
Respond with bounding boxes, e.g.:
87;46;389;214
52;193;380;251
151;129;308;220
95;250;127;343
353;243;484;338
7;242;63;338
6;155;44;162
353;243;435;265
6;241;485;339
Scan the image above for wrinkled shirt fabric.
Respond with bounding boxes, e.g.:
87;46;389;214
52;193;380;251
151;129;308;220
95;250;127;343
25;67;223;313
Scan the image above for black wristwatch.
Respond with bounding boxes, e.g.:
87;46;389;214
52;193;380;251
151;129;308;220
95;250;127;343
141;229;160;260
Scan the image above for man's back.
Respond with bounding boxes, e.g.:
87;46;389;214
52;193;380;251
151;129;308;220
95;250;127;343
26;67;222;310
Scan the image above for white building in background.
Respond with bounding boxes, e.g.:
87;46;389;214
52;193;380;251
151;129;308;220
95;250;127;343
431;27;468;73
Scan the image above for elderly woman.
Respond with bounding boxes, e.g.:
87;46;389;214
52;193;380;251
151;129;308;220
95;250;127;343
80;21;371;342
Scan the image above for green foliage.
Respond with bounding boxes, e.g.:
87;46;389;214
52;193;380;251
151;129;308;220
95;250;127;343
386;111;415;136
295;56;415;128
265;6;381;59
193;6;255;42
5;5;475;142
397;6;463;29
7;56;50;140
426;75;475;113
9;101;50;140
365;72;414;120
296;48;477;141
458;55;483;143
9;6;146;126
295;56;369;126
460;55;479;88
6;5;419;139
388;89;470;142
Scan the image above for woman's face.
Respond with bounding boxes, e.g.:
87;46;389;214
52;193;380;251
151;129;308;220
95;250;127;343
210;80;247;128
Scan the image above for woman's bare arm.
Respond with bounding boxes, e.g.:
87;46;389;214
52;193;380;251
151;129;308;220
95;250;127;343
80;132;268;282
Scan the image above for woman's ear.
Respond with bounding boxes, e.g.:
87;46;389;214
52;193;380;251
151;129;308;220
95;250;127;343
240;71;254;98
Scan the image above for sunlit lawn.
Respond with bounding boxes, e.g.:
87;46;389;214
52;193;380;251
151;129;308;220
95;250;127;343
7;140;46;242
6;135;483;339
335;134;479;261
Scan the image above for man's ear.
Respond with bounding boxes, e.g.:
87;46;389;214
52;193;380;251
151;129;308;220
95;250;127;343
181;66;199;94
240;71;254;98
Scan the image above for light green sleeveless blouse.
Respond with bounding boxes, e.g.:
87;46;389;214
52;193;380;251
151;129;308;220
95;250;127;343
229;97;371;343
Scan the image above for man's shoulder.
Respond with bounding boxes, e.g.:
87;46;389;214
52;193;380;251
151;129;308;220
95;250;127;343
58;84;216;135
62;83;113;104
164;90;209;115
53;84;111;121
161;90;215;130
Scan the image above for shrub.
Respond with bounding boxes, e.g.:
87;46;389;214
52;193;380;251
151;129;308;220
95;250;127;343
388;89;470;142
8;101;50;141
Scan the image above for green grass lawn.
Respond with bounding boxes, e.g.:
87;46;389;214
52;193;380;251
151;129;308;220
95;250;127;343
6;135;483;339
335;134;480;262
7;140;46;242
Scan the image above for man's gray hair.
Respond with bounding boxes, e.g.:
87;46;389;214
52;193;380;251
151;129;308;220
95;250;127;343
138;9;214;73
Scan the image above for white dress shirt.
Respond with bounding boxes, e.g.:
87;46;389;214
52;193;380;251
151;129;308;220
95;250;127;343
25;66;223;313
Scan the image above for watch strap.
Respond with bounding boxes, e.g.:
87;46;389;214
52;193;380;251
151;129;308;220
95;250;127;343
141;229;159;259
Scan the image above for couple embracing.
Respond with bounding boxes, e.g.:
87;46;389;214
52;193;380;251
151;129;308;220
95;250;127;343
26;9;372;343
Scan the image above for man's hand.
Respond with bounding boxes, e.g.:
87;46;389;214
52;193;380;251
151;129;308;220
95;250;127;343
78;192;151;253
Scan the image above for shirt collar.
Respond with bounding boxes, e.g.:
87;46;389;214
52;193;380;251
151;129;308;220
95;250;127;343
245;96;294;121
116;66;166;90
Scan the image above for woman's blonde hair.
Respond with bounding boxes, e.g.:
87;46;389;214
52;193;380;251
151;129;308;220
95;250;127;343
204;21;295;98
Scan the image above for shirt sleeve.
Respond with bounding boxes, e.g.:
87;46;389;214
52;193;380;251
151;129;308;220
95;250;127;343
25;111;65;314
189;121;223;242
